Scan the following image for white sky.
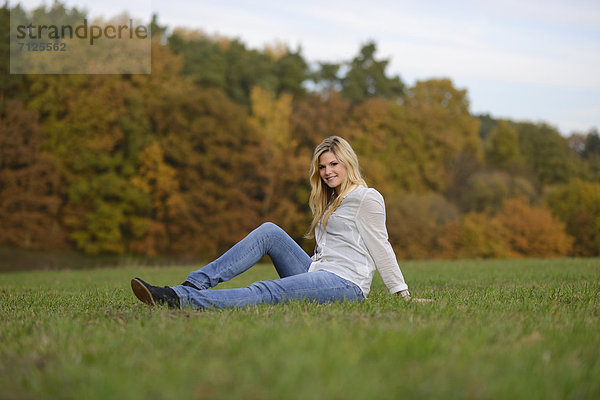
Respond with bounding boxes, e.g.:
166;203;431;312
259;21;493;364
12;0;600;135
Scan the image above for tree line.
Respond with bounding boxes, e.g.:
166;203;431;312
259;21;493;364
1;3;599;262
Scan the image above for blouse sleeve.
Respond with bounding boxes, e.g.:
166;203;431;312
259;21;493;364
355;189;409;294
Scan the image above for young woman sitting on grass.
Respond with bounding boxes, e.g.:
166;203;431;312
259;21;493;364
131;136;413;309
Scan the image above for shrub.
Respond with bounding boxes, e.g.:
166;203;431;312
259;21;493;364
459;198;572;258
494;198;573;257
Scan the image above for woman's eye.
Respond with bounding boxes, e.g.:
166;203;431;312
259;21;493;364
331;162;338;166
319;166;325;169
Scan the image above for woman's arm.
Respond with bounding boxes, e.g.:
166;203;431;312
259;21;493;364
355;190;409;294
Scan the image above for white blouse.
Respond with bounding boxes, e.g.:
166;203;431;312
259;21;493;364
308;185;409;297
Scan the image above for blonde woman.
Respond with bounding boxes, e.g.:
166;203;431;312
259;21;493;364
131;136;411;309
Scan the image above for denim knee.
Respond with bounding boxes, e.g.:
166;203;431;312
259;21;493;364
257;221;281;236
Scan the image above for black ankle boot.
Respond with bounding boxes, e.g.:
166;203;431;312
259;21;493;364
131;278;180;309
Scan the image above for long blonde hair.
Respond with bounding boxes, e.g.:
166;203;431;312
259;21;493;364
306;136;367;239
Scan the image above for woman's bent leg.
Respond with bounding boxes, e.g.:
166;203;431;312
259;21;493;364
185;222;312;290
172;271;364;310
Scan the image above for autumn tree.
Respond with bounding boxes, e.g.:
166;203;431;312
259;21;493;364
0;100;65;249
133;42;268;257
340;78;482;219
250;86;307;235
382;79;481;193
568;133;587;156
2;2;592;262
129;142;184;256
485;120;524;172
346;98;419;196
291;91;351;150
386;193;460;259
460;212;509;259
459;171;536;213
493;198;572;257
547;179;600;256
26;74;152;255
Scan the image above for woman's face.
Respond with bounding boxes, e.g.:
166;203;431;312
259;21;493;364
319;151;347;193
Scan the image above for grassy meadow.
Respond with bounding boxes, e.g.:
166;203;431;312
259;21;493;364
0;258;599;399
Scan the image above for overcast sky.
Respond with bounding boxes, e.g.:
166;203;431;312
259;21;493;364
13;0;600;135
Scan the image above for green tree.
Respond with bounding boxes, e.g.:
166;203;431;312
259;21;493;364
149;13;168;40
167;29;227;90
0;4;27;109
341;41;405;104
516;122;583;185
223;39;275;104
476;113;499;140
168;32;308;105
310;62;342;93
271;48;308;97
583;129;600;158
582;130;600;181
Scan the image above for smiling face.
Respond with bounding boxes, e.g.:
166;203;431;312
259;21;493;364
319;151;347;193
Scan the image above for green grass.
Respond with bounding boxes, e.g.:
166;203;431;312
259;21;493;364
1;258;599;400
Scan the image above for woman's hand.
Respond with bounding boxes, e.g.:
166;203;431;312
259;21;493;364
395;290;411;302
395;290;433;303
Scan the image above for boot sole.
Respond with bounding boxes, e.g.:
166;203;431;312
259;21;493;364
131;278;156;307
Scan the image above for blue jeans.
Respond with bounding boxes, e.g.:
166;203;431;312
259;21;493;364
171;222;364;310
